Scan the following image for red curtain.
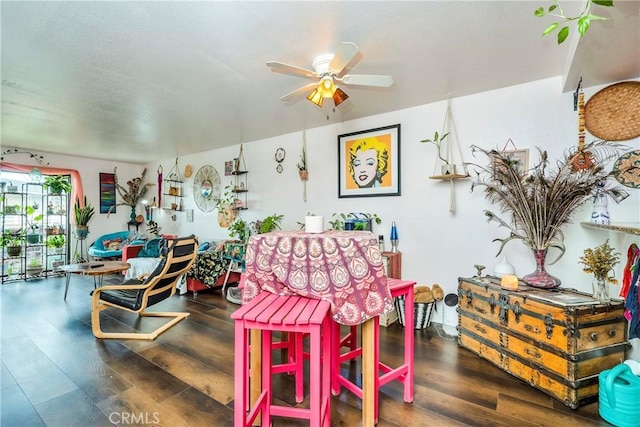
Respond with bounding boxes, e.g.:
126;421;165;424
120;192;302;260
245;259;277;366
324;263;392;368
1;162;84;220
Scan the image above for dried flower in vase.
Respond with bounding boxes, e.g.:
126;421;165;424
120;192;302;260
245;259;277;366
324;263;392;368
579;239;621;284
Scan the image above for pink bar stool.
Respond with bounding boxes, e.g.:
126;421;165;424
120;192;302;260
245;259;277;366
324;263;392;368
331;278;416;421
232;292;332;427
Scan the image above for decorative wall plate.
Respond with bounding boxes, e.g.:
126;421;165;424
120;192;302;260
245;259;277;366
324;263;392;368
193;165;221;212
612;150;640;189
184;164;193;178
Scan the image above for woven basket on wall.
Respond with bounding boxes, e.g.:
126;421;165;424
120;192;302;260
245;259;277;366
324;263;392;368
584;81;640;141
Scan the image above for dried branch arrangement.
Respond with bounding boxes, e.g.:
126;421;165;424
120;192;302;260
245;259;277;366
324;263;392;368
469;140;628;264
109;167;155;213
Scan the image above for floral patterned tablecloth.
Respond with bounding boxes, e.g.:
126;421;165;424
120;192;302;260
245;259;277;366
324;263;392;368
242;230;393;326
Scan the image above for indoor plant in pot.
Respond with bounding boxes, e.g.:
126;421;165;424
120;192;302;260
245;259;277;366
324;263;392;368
25;205;44;244
47;235;66;254
421;131;455;175
43;175;71;195
469;141;628;288
0;230;25;257
26;257;43;277
74;196;95;239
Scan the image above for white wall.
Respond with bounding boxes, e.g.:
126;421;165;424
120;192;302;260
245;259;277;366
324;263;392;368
142;76;639;322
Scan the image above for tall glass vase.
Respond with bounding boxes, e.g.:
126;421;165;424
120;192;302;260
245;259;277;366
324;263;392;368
130;206;137;222
522;248;562;289
592;276;610;303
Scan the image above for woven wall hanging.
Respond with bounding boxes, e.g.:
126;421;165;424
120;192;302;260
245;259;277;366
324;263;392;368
584;81;640;141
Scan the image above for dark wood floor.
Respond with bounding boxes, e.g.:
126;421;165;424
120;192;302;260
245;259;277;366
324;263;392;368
1;274;609;427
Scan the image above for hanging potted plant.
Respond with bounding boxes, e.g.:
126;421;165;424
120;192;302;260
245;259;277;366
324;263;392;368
217;183;236;228
74;196;95;239
43;175;71;195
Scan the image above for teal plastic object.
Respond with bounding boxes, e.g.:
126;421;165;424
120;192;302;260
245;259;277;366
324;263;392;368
599;364;640;427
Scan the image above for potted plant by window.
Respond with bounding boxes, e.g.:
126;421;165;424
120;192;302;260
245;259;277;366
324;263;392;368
25;205;43;244
74;196;95;239
46;235;65;254
0;230;25;257
43;175;71;195
26;257;43;277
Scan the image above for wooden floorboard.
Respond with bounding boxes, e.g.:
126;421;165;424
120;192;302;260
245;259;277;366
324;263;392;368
1;275;610;426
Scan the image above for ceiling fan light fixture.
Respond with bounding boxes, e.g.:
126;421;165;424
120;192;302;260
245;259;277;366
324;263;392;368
333;87;349;106
306;88;323;107
319;76;335;98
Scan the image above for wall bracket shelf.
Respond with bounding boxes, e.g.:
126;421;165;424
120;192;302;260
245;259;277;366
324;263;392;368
580;221;640;236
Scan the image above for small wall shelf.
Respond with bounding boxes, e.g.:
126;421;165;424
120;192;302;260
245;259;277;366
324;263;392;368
429;174;469;180
580;222;640;236
232;144;248;211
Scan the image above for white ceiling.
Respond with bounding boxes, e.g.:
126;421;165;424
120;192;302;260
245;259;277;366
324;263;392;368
1;1;638;164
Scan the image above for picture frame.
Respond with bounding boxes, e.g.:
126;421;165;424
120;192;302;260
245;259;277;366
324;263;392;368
338;124;401;198
186;209;194;222
99;173;116;214
493;148;530;178
225;161;233;176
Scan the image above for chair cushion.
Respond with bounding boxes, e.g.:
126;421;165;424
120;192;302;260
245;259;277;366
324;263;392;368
98;283;142;310
137;238;163;258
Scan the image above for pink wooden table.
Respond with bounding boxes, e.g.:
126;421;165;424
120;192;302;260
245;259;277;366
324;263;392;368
243;230;393;425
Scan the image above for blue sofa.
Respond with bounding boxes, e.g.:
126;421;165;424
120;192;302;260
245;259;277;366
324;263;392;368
88;231;144;259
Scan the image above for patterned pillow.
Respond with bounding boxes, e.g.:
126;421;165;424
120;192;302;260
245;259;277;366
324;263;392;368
103;237;122;251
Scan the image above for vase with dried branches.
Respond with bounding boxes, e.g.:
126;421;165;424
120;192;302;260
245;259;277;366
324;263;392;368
108;167;155;221
469;140;628;289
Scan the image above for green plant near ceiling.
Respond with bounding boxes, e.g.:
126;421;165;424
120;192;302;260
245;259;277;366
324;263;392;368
535;0;614;44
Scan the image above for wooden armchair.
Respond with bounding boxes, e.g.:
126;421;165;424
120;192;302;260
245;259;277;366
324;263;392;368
91;235;198;340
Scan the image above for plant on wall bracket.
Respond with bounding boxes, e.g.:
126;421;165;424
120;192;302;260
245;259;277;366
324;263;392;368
535;0;615;44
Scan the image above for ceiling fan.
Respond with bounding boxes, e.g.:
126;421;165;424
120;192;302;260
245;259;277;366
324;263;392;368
266;42;393;107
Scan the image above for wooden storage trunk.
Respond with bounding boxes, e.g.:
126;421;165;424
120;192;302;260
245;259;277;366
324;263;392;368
458;276;628;409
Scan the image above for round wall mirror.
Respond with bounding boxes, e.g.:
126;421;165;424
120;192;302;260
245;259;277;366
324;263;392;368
193;165;220;212
201;181;213;198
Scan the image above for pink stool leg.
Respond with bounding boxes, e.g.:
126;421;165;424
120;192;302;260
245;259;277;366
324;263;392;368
295;331;304;403
331;319;341;395
262;329;273;427
234;320;248;426
404;290;414;402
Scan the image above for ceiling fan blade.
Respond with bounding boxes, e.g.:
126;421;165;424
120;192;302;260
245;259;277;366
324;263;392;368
266;61;317;79
280;82;318;101
328;42;359;75
340;74;393;87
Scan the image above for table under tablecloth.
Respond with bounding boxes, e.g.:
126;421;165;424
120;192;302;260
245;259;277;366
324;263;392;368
242;230;393;326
